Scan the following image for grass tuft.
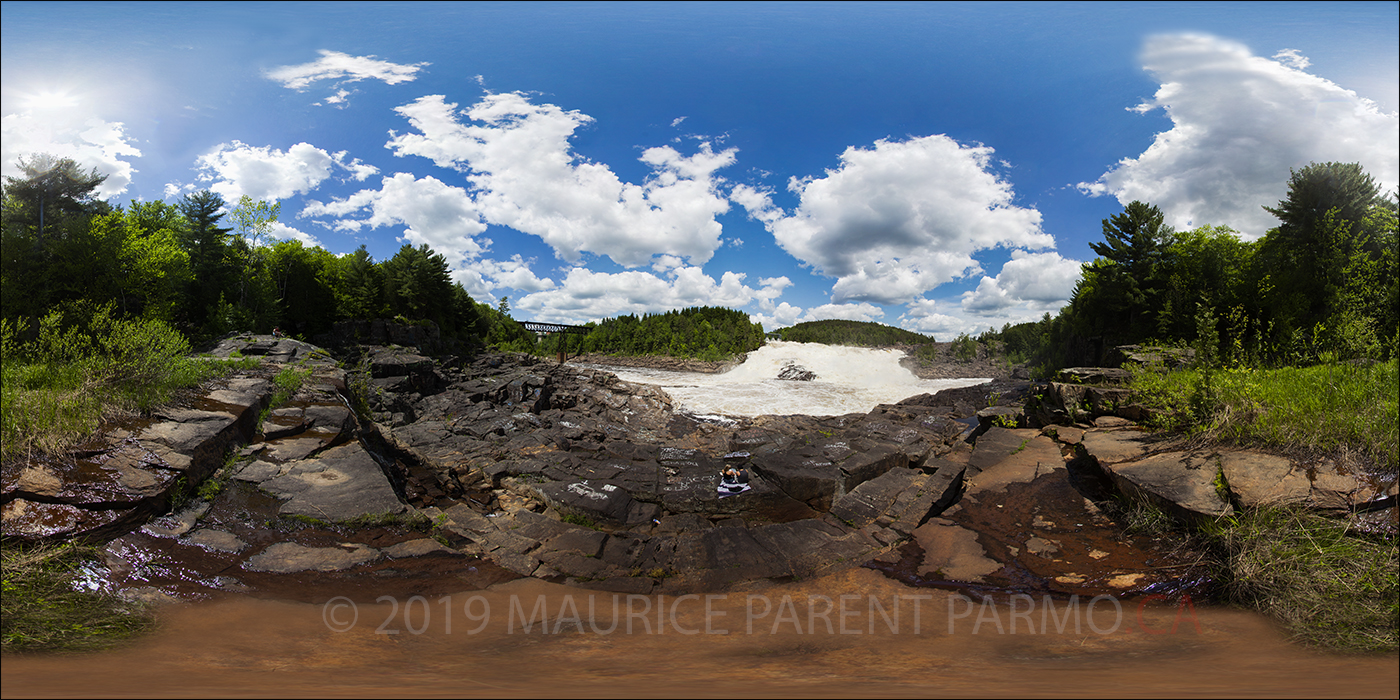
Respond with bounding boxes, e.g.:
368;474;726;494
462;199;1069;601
1;543;156;653
1210;507;1398;653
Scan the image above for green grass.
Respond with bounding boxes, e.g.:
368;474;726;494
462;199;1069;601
1119;359;1398;652
340;509;432;529
1128;359;1399;473
1;543;156;653
1210;507;1398;653
561;512;599;530
256;364;313;426
1;308;258;463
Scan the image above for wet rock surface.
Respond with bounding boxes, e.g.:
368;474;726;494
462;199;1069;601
4;336;1391;606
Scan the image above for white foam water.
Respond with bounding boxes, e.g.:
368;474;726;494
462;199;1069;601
581;340;991;417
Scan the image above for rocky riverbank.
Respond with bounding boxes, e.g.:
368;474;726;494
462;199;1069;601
3;335;1391;606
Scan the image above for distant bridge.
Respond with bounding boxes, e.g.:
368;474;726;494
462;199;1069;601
518;321;590;363
519;321;591;335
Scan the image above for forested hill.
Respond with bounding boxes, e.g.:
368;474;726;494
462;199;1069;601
573;306;765;362
771;320;933;346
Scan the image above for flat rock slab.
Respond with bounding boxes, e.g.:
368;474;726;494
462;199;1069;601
532;480;654;525
186;528;247;553
967;427;1038;474
260;443;408;522
1045;425;1085;445
829;467;922;528
141;501;211;538
1;497;132;540
966;431;1064;495
141;410;239;455
1080;428;1155;466
912;518;1003;582
243;542;380;572
205;377;272;409
261;436;333;463
383;538;453;558
232;460;283;483
1106;451;1232;522
1218;451;1310;507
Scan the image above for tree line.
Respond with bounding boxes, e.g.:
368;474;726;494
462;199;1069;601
570;306;765;361
1;153;766;360
981;162;1398;372
2;153;503;346
771;319;933;346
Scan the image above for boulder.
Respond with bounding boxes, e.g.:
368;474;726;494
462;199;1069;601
777;363;817;381
1102;451;1232;523
1111;345;1196;369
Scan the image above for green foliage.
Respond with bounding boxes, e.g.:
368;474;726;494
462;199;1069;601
1;542;156;652
951;332;977;362
561;512;599;530
1192;300;1219;369
1024;164;1396;372
0;303;249;461
1075;200;1174;342
228;195;281;251
1128;359;1398;472
772;319;931;346
579;306;763;360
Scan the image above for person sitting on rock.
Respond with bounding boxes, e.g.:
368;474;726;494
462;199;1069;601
720;466;749;486
719;466;752;497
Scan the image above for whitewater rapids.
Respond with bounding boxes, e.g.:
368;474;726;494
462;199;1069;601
581;340;991;418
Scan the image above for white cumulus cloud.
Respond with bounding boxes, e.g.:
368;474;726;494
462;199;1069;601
896;298;973;339
301;172;487;262
450;255;556;300
735;135;1049;305
959;250;1082;314
193;141;377;204
1080;34;1400;238
386;92;737;269
268;221;321;247
1;106;141;198
266;50;429;107
514;267;791;325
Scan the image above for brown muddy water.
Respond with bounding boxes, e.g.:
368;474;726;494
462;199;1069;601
4;568;1396;698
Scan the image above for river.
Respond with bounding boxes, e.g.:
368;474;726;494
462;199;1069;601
3;344;1395;697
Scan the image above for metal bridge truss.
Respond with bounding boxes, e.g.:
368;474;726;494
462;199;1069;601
518;321;590;363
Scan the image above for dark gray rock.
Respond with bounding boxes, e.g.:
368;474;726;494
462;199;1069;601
777;363;816;381
260;443;408;522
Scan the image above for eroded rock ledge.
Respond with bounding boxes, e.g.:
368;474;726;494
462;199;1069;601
4;337;1393;602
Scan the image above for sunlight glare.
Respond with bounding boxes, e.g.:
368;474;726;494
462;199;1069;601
22;90;79;112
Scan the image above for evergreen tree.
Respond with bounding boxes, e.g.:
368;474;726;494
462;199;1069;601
1085;200;1173;339
1;154;112;326
177;190;236;332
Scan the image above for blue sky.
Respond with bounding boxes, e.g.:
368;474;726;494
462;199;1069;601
3;2;1397;337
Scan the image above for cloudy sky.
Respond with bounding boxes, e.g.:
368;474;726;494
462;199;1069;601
3;2;1396;337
